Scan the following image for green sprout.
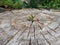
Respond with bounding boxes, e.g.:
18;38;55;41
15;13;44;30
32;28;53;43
29;14;35;21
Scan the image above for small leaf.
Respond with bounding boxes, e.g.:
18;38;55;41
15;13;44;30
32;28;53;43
29;14;34;21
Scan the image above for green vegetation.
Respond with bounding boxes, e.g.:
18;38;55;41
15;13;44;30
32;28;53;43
29;14;34;21
0;0;23;9
37;0;60;9
0;0;60;9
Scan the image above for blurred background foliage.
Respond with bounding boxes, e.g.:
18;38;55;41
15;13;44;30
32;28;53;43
0;0;60;9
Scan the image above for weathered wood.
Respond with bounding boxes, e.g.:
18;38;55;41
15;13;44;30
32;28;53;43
0;9;60;45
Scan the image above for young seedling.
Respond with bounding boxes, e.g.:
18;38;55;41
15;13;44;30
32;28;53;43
27;14;35;27
29;14;35;21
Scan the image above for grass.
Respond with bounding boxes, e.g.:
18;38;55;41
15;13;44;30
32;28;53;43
0;0;23;9
0;0;60;9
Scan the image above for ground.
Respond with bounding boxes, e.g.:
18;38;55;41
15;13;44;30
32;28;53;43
0;9;60;45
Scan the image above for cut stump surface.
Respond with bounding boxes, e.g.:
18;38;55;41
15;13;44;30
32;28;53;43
0;9;60;45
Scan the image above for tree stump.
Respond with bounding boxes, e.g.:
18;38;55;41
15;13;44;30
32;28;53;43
0;9;60;45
